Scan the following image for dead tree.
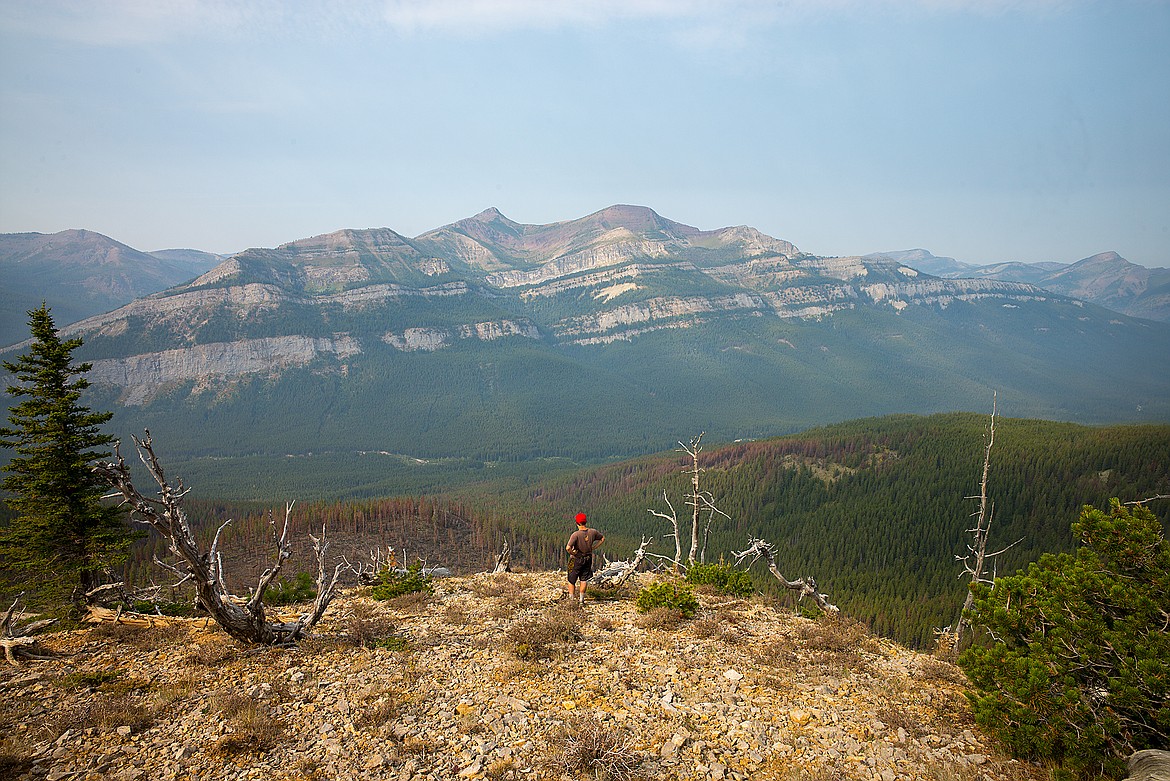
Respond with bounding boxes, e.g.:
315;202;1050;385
490;539;512;574
732;537;838;613
593;536;654;587
343;546;400;585
94;431;343;646
648;433;730;569
1;595;57;665
948;394;1021;651
648;490;683;572
684;433;705;564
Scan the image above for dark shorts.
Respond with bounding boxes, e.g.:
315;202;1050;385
567;554;594;585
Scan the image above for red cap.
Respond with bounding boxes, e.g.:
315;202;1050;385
575;512;587;525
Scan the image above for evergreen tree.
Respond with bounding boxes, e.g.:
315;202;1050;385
0;304;134;603
958;499;1170;778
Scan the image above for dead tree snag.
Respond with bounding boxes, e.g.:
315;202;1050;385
948;393;1021;651
1;595;57;665
94;431;343;646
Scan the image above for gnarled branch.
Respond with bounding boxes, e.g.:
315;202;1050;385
94;431;342;645
732;537;838;613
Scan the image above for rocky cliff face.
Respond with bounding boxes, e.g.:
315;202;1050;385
44;206;1074;402
11;205;1168;472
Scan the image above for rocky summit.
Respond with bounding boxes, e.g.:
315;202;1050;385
3;571;1043;781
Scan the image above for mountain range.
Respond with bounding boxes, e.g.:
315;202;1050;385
2;205;1169;493
866;248;1170;322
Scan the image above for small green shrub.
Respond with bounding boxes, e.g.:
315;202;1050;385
263;572;317;606
371;563;433;601
635;582;698;619
685;562;754;598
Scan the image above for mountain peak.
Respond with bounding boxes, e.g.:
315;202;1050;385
471;207;509;222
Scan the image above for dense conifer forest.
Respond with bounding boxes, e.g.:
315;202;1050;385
451;413;1170;647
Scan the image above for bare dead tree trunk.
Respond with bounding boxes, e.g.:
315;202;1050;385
683;433;704;565
732;537;839;613
342;546;399;585
1;595;57;665
491;539;512;574
94;431;343;646
648;490;682;572
949;393;1020;651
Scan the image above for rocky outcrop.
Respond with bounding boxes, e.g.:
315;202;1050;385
486;230;672;288
383;319;541;352
5;571;1049;781
555;293;767;343
88;335;361;405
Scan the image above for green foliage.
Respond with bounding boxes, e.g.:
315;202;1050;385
263;572;317;606
0;305;137;602
685;562;754;598
635;581;699;618
958;500;1170;778
370;562;433;601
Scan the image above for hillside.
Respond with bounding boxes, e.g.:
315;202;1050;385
0;230;221;347
1;572;1045;781
449;415;1170;649
2;206;1163;490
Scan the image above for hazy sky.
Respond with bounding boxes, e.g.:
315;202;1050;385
1;1;1168;266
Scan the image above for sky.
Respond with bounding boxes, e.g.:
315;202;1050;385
1;1;1168;267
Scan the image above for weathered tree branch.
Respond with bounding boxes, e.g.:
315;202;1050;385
732;537;838;613
1;595;58;664
594;536;653;587
648;490;682;572
681;433;705;565
1125;494;1170;506
94;431;343;645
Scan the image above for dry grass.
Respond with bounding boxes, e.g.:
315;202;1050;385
507;603;585;660
344;603;400;649
211;691;286;756
690;607;745;643
88;621;188;651
442;602;470;625
386;589;430;612
634;607;685;632
796;615;874;672
185;638;243;666
543;715;646;781
915;656;969;687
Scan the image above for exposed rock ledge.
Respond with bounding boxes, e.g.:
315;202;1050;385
383;319;541;352
88;335;361;405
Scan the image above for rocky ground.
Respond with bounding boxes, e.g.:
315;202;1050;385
0;571;1047;781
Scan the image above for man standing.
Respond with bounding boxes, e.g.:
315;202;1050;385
566;512;604;606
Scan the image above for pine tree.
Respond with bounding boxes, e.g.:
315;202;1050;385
958;499;1170;778
1;304;134;603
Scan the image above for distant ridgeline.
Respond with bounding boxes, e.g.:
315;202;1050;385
118;414;1170;650
10;205;1166;481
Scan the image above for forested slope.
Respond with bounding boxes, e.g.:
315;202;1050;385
454;414;1170;648
107;414;1169;650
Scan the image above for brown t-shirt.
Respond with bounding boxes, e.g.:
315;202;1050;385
568;528;603;557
